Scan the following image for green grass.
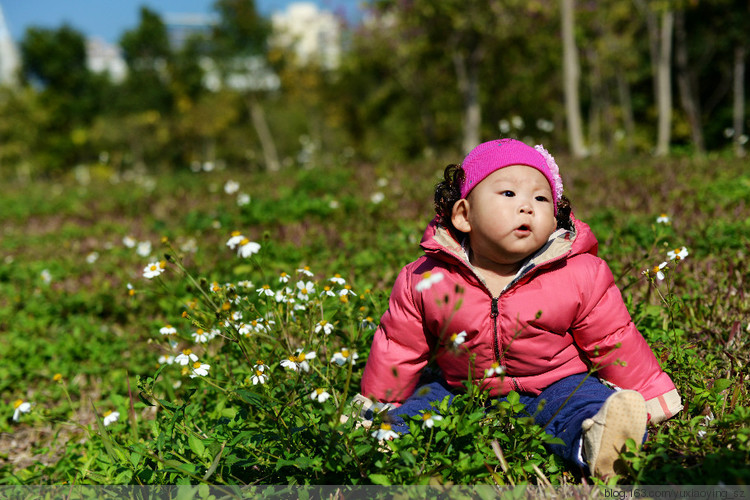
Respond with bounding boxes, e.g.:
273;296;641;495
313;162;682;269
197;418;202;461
1;153;748;485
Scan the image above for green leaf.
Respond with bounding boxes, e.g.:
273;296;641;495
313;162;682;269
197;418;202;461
713;379;732;393
188;434;206;458
368;473;391;485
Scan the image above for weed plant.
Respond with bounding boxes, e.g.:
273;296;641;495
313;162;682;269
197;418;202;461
0;153;748;485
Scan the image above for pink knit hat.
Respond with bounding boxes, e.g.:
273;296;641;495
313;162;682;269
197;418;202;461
460;138;564;213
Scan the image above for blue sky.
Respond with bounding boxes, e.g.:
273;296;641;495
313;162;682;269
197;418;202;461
1;1;364;44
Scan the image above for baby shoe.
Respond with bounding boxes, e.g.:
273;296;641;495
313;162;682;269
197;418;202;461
581;390;647;478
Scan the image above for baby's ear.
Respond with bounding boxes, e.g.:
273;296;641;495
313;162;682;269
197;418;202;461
451;199;471;233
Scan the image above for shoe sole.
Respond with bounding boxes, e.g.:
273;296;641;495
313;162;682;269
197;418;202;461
592;390;647;478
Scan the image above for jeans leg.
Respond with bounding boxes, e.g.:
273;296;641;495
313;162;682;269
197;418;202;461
514;373;615;467
387;380;455;433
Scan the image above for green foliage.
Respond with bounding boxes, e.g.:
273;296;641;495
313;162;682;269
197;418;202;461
2;153;749;486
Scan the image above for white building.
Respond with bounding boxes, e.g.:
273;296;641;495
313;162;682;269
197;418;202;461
0;3;19;86
86;37;127;83
271;2;341;70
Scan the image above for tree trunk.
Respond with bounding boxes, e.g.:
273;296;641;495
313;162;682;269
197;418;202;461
453;48;482;155
616;72;635;153
733;44;746;158
247;95;280;172
561;0;588;157
655;10;673;157
674;10;705;154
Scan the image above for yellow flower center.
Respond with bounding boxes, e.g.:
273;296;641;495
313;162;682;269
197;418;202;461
295;353;307;363
231;230;241;237
301;288;308;294
450;333;458;341
340;349;350;358
103;410;112;417
315;388;325;395
53;373;63;382
380;423;392;431
344;285;352;290
340;296;349;303
320;320;328;326
652;266;661;274
263;284;271;290
280;272;288;277
193;362;202;369
256;360;264;366
182;349;192;355
324;286;331;291
334;273;341;278
159;261;166;269
222;301;231;311
422;271;432;279
422;413;432;421
240;238;250;246
13;399;24;409
255;369;263;377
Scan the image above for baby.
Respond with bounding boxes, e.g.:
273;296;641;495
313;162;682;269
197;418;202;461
360;138;683;478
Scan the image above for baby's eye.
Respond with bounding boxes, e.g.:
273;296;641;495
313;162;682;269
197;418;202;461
501;190;515;197
535;195;550;202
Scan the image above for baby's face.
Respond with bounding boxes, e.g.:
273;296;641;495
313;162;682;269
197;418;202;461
454;165;557;269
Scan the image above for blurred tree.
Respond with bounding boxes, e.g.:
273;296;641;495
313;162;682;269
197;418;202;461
373;0;535;155
119;6;174;114
561;0;588;157
19;24;103;171
211;0;280;171
634;0;674;156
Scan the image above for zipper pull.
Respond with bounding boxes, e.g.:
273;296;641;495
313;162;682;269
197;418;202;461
490;297;499;318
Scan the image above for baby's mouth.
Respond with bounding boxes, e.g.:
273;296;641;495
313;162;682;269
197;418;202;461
516;224;530;232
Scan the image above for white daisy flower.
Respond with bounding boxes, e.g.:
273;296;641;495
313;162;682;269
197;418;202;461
158;355;175;365
421;412;444;429
12;399;31;422
279;272;290;283
297;266;314;277
237;193;251;206
656;213;670;224
310;388;331;403
370;192;385;204
190;362;210;378
415;271;444;292
122;235;137;248
86;252;99;264
192;329;209;343
136;241;152;257
256;284;275;297
371;423;399;441
329;274;346;285
450;331;467;348
159;325;177;336
280;349;316;372
175;349;199;366
237;280;254;289
314;320;334;335
237;239;261;258
331;348;358;366
485;362;505;378
226;231;245;250
649;262;668;281
296;280;315;301
251;362;268;385
667;246;689;261
360;317;377;330
41;269;52;284
224;180;240;194
143;261;165;279
320;285;336;297
338;285;356;297
103;410;120;426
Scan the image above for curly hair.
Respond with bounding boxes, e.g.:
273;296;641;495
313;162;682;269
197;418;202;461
433;164;574;237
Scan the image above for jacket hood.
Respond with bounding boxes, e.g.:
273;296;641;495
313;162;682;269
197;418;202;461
419;214;599;275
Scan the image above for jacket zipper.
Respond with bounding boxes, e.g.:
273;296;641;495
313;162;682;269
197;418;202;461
490;297;501;363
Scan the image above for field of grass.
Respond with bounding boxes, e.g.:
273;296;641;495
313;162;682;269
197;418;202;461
1;152;749;486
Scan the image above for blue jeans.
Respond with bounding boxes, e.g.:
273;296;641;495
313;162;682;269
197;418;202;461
388;373;616;468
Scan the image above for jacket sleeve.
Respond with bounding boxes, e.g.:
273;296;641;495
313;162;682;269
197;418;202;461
360;265;432;404
569;255;683;423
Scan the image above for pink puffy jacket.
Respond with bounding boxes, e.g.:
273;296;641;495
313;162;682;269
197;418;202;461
361;216;683;424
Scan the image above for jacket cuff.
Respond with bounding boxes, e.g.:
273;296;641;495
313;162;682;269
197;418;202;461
645;388;683;424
